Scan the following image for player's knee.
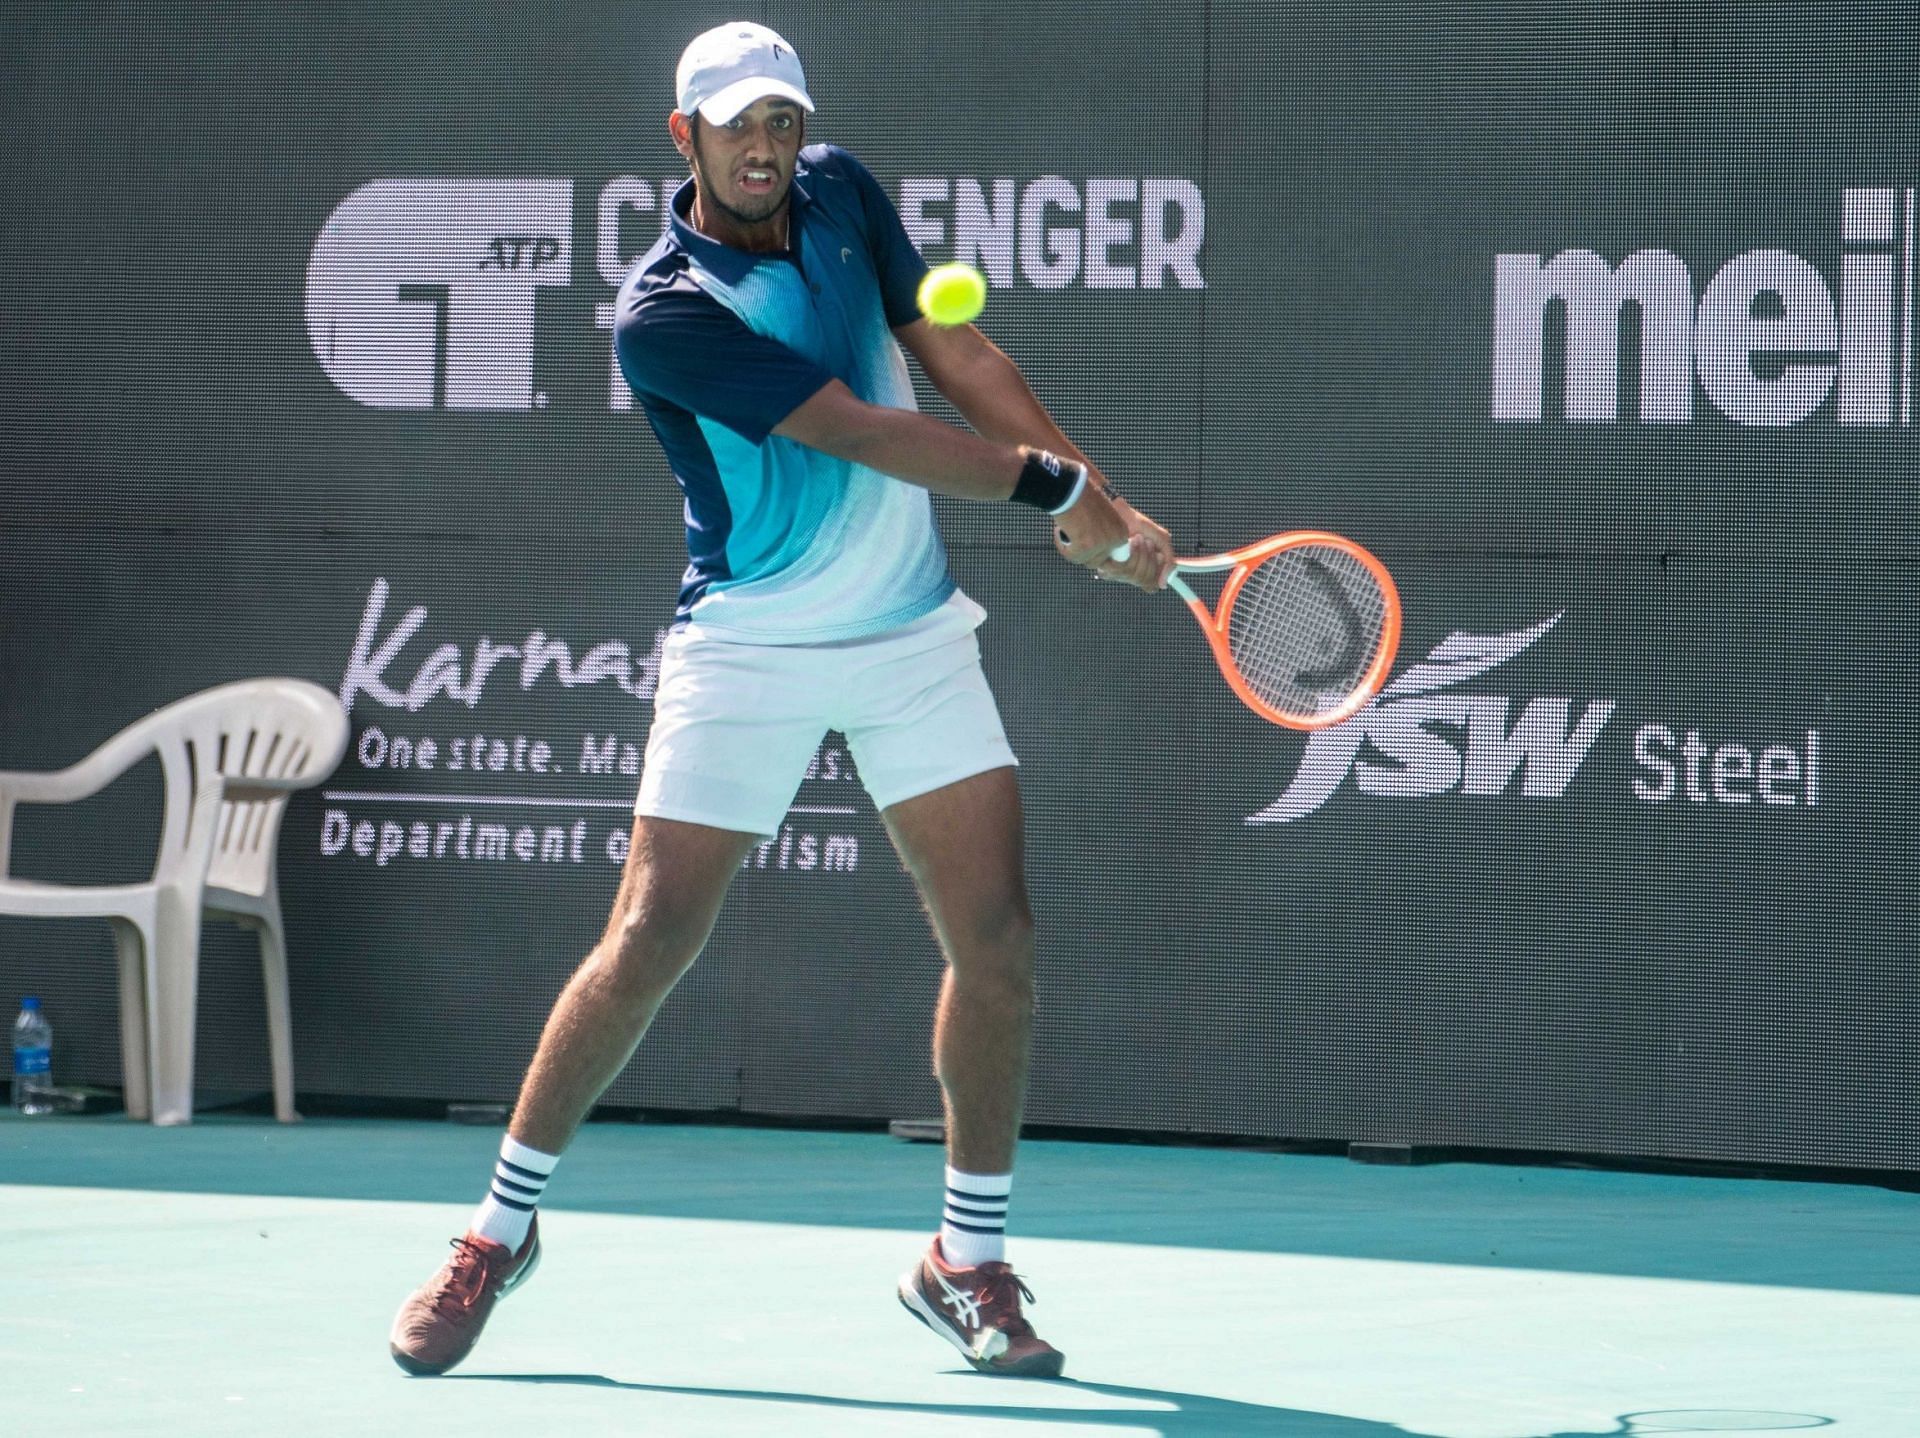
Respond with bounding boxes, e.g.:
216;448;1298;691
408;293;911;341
946;898;1036;988
953;955;1035;1024
959;889;1033;947
595;903;708;1003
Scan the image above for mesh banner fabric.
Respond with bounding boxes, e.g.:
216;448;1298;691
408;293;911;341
3;4;1916;1169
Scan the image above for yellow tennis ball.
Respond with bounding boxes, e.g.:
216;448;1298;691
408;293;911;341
917;262;987;326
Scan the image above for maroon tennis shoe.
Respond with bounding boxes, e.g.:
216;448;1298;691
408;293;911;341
897;1237;1064;1377
389;1217;541;1375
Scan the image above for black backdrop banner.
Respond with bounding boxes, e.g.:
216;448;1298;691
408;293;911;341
3;4;1915;1170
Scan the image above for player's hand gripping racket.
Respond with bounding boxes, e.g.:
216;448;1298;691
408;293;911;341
1110;531;1402;730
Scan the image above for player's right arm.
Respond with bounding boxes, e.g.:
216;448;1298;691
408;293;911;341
814;144;1164;588
615;279;1151;587
773;380;1154;585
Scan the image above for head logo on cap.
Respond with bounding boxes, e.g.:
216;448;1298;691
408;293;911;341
675;22;815;126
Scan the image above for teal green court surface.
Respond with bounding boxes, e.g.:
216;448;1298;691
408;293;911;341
4;1115;1916;1436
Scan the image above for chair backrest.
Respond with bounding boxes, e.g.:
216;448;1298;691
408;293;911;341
133;679;349;895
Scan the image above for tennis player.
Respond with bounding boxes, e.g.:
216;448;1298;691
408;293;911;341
390;20;1172;1381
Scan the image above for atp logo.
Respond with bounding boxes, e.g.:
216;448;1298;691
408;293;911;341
1247;614;1616;824
305;179;574;411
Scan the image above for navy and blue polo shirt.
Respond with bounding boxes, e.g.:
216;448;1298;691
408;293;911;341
614;144;953;643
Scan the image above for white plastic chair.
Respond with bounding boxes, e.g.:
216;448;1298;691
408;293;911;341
0;679;348;1126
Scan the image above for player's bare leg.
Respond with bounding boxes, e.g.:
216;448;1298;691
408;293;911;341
390;814;755;1375
882;765;1035;1174
885;765;1063;1376
508;815;759;1154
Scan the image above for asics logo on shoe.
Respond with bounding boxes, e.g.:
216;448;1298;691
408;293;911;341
934;1270;983;1329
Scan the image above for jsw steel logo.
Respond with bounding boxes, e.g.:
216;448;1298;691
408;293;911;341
1248;615;1615;824
1250;615;1825;823
1493;186;1917;426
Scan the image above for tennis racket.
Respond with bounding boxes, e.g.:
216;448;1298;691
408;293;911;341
1109;530;1402;730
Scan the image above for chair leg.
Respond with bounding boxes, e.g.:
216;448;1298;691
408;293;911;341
256;913;300;1123
145;886;204;1127
110;919;153;1122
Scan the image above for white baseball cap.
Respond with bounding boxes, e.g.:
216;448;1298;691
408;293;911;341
675;22;815;125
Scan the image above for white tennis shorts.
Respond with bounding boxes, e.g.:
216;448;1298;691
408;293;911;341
635;593;1016;836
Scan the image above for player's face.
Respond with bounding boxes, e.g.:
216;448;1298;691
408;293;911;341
689;98;805;227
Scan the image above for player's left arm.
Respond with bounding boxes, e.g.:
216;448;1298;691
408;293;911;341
898;318;1173;576
897;318;1076;457
838;141;1171;575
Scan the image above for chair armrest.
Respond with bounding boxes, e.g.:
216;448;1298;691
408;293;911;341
0;714;159;809
0;771;89;879
0;724;162;878
0;754;147;877
0;765;114;805
222;775;320;803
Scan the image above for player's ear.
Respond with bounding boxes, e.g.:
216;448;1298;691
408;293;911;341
669;110;695;159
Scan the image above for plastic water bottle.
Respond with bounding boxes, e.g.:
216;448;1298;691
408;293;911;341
12;997;54;1116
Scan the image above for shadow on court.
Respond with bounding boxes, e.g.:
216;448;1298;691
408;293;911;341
445;1375;1835;1438
444;1372;1437;1435
447;1373;1832;1436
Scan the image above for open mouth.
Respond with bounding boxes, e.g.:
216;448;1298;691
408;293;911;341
738;168;777;195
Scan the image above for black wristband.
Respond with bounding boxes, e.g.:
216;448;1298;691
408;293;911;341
1010;450;1084;512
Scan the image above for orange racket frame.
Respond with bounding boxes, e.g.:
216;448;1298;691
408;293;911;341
1164;530;1402;731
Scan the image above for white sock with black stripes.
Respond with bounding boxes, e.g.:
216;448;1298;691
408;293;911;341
469;1135;557;1251
938;1165;1012;1269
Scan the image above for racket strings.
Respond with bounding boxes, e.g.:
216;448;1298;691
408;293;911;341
1223;546;1389;719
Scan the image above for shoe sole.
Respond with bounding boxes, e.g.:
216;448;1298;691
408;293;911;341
895;1268;1065;1378
389;1236;543;1377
